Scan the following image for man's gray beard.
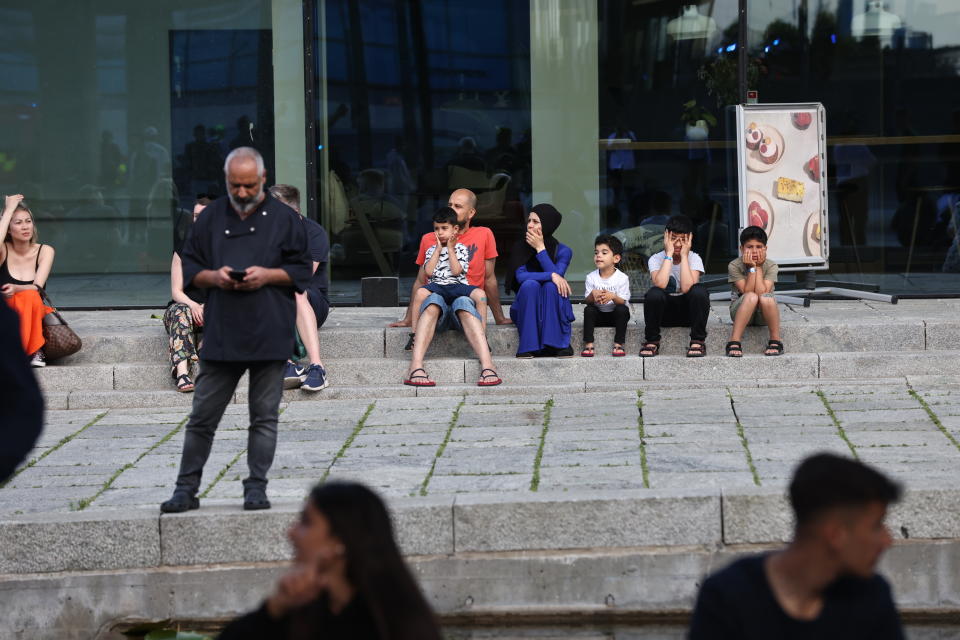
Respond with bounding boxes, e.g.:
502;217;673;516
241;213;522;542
229;192;263;215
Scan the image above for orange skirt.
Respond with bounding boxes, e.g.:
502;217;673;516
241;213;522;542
5;289;54;355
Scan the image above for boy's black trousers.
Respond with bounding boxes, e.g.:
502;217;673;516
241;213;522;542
582;303;630;345
642;283;710;342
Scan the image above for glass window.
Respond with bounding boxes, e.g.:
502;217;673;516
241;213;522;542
749;0;960;291
599;0;742;278
0;1;304;306
317;0;532;290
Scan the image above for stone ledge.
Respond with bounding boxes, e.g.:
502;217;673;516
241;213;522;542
160;505;297;567
722;483;960;545
6;540;959;640
721;488;792;545
453;489;721;552
819;351;960;379
5;485;960;574
0;508;159;574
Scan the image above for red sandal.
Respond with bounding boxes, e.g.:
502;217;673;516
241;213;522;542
403;368;436;387
477;368;502;386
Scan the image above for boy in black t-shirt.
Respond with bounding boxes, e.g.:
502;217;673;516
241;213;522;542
688;453;904;640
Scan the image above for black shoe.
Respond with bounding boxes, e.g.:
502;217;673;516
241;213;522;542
160;491;199;513
404;333;415;351
516;351;536;359
554;346;574;358
244;488;271;511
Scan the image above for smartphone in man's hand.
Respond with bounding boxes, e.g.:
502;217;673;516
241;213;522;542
228;269;246;281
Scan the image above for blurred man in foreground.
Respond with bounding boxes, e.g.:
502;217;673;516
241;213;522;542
689;452;904;639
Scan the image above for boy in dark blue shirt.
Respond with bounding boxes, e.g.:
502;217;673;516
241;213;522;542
689;453;904;640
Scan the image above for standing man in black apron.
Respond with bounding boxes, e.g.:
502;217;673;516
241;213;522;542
161;147;311;513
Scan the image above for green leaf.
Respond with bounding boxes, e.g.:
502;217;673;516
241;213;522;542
683;99;696;109
703;113;718;127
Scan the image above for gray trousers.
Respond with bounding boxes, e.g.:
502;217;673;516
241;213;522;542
174;359;285;496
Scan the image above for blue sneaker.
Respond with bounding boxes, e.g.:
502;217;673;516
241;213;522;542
283;360;305;389
301;364;329;392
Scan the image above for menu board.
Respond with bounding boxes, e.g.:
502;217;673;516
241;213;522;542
736;104;828;270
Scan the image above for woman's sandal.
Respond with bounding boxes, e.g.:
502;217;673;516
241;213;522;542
686;340;706;358
477;368;503;386
725;341;743;358
639;341;660;358
175;373;195;393
612;345;626;357
580;345;595;357
764;339;784;356
403;367;436;387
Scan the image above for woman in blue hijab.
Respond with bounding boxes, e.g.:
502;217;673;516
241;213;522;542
506;204;575;358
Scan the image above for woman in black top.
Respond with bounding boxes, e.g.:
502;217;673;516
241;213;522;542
218;482;442;640
1;194;55;366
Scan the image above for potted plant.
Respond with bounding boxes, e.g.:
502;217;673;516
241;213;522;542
681;100;717;140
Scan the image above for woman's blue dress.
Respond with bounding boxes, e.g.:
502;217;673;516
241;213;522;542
510;243;575;354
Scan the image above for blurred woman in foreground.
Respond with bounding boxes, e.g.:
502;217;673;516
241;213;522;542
218;482;442;640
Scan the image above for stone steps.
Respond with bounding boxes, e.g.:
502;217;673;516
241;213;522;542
37;351;960;410
56;306;960;364
35;304;960;409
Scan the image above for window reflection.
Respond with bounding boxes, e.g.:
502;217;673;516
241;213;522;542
319;0;532;279
599;0;740;280
0;1;278;305
751;0;960;286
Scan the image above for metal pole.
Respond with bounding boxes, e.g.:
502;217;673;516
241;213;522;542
737;0;748;104
302;0;319;222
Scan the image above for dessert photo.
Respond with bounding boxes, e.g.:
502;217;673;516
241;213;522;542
746;189;774;236
745;123;785;173
792;111;813;130
803;211;823;257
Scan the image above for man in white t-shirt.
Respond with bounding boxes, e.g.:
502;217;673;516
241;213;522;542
582;234;631;357
640;214;710;358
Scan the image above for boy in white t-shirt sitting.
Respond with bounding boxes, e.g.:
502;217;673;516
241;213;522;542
640;214;710;358
581;234;631;357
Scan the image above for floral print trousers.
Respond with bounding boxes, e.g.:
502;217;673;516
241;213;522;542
163;302;201;376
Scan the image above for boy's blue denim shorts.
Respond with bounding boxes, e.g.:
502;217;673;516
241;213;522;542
424;282;478;305
420;292;481;333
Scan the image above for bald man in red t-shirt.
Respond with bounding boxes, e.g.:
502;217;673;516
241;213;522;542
391;189;508;386
390;188;509;329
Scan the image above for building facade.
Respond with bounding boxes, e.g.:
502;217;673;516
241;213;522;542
2;0;958;305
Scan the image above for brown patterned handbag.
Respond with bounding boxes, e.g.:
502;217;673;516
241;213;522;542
37;286;82;361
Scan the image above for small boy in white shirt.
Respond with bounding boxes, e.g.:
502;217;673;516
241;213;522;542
582;234;631;357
